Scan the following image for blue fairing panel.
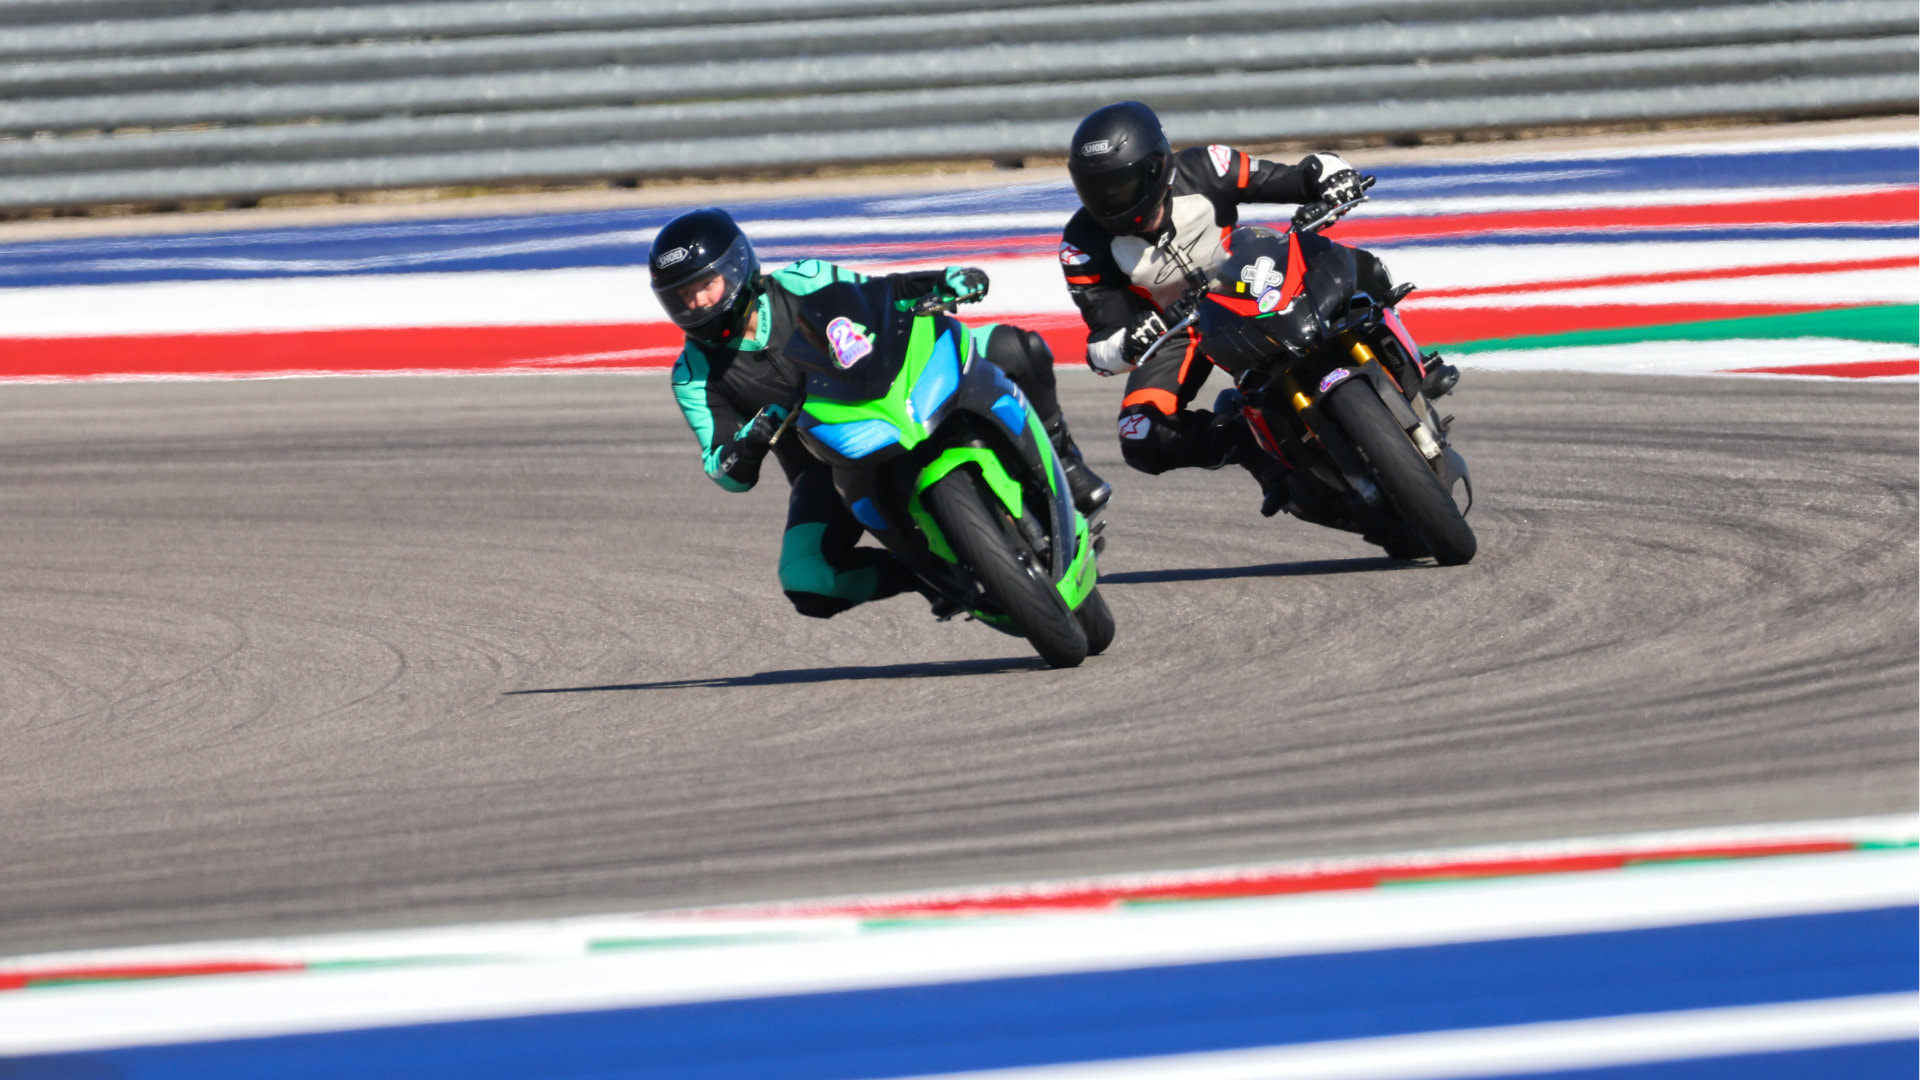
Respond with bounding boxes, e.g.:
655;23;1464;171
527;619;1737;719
848;497;887;531
990;393;1028;436
810;419;901;459
910;330;961;423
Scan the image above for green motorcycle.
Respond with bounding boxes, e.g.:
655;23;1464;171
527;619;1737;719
785;288;1112;668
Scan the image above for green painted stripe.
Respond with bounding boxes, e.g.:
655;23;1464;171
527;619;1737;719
589;932;816;952
1445;305;1919;354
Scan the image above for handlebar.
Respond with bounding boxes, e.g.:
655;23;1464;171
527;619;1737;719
1291;174;1376;235
1127;172;1377;372
1134;303;1201;368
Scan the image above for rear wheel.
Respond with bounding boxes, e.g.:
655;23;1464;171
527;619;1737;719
1076;587;1116;656
925;469;1089;668
1324;383;1476;565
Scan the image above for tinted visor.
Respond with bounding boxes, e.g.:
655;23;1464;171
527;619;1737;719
1083;171;1145;217
1074;149;1169;231
652;235;754;331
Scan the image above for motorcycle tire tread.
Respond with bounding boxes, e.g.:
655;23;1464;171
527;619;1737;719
1324;384;1477;566
925;469;1089;669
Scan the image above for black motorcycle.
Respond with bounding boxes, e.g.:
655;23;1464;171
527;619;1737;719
1137;181;1476;564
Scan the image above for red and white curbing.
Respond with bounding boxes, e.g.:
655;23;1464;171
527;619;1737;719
1;814;1912;993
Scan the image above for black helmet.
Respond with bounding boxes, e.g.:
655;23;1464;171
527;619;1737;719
1068;101;1174;235
650;207;759;343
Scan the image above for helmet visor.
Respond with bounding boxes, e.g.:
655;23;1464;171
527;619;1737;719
653;234;755;331
1074;148;1170;231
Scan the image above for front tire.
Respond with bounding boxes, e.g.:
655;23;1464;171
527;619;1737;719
1324;383;1476;565
925;469;1089;668
1076;587;1116;656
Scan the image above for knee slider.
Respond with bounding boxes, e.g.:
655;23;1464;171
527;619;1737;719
784;591;853;619
1116;408;1179;475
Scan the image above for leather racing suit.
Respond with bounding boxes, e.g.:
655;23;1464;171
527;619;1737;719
1060;145;1394;475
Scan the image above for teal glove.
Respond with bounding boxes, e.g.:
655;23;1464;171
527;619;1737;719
943;266;989;304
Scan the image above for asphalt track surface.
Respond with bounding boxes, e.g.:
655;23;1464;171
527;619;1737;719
1;370;1914;954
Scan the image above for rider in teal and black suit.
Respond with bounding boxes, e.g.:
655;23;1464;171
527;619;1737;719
652;207;1109;619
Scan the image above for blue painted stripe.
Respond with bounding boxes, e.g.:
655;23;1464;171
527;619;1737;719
1370;146;1919;199
1495;1039;1918;1079
1373;225;1917;248
9;907;1912;1080
0;145;1905;287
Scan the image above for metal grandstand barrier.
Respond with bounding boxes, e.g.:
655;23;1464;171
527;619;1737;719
0;0;1913;210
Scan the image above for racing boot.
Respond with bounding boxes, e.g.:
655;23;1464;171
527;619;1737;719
1043;413;1111;517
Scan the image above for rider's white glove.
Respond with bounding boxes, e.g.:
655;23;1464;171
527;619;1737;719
1303;152;1362;204
1085;330;1135;377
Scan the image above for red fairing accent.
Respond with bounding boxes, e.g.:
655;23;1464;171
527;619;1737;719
1277;230;1306;308
1207;292;1264;317
1381;307;1426;377
1243;407;1290;464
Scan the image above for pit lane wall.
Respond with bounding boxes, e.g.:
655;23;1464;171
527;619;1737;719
1;816;1914;1078
0;129;1914;383
0;0;1914;211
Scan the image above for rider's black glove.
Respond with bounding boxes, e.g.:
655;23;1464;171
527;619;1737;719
1124;311;1169;364
715;404;786;485
1315;168;1365;207
740;404;785;450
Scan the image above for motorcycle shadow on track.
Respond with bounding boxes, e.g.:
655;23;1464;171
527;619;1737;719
504;656;1041;695
1099;555;1414;586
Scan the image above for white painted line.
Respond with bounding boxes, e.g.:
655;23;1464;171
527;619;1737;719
6;814;1910;977
901;994;1920;1080
1407;267;1919;308
1456;339;1920;377
0;848;1910;1056
1372;130;1918;166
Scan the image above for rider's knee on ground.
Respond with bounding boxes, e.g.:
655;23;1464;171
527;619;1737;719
779;526;880;617
784;590;855;619
1116;406;1217;475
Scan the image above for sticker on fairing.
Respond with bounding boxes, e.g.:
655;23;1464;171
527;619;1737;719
1257;288;1284;313
1318;368;1353;393
825;317;874;368
1239;255;1285;294
1208;144;1234;177
1118;414;1152;440
1059;243;1090;266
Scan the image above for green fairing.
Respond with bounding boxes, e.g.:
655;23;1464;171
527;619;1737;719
802;315;938;449
909;448;1026;563
778;521;879;603
1058;512;1097;610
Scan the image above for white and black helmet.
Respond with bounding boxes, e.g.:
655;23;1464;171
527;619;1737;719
649;208;760;343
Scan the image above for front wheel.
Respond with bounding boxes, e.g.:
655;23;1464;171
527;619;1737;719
925;469;1089;668
1076;587;1115;656
1323;383;1476;566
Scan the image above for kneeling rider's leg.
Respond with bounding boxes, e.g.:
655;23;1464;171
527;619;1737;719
778;463;917;619
1114;329;1236;475
976;324;1111;515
